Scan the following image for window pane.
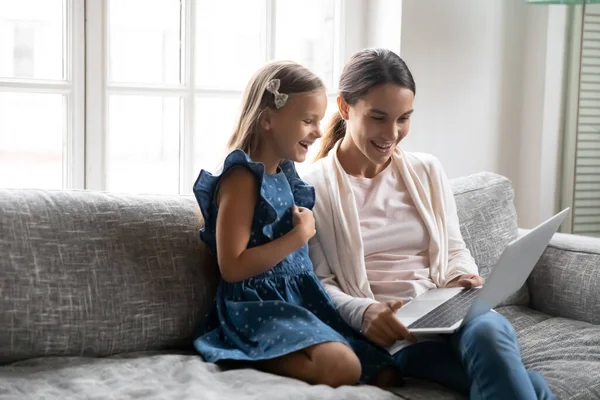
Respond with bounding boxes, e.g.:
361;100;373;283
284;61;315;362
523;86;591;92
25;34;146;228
275;0;335;88
0;93;64;189
193;96;240;177
108;95;181;194
108;0;182;84
0;0;65;80
195;0;265;90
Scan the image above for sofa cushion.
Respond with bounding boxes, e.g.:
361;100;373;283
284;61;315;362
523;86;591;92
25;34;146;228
450;173;525;305
0;352;401;400
497;307;600;400
0;189;218;364
2;307;598;400
528;232;600;326
493;305;551;332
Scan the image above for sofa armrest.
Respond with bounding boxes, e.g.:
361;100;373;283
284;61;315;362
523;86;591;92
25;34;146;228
527;231;600;325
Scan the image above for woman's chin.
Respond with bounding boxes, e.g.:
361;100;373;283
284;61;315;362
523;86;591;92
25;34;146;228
367;150;393;166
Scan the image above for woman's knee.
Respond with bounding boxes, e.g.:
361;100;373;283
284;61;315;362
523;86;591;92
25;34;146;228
310;342;362;387
465;312;515;338
459;312;518;352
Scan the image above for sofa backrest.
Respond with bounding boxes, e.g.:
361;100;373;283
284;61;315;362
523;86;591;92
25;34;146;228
0;189;217;364
451;172;527;306
0;172;522;363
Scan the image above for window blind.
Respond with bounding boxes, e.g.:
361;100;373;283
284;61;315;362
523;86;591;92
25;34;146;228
573;4;600;236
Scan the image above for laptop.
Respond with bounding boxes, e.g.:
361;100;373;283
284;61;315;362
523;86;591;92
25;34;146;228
391;208;570;339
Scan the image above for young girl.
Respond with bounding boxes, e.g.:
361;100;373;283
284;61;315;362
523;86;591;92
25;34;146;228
192;61;396;387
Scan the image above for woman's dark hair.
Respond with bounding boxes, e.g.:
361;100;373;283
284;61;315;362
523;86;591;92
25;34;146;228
314;48;416;160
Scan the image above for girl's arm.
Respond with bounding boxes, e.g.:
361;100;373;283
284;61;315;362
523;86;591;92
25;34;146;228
215;167;308;283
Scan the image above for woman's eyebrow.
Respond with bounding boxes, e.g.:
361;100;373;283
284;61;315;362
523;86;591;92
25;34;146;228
369;109;388;116
369;108;414;117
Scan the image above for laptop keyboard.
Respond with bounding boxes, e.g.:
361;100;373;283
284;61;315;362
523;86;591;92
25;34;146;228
407;288;481;329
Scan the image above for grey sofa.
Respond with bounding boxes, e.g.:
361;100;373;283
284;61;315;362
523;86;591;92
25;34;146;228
1;172;599;400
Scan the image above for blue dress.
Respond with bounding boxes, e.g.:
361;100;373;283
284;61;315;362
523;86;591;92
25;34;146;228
192;150;394;383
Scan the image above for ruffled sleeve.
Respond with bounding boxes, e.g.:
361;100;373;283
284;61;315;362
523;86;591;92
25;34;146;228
192;150;279;249
279;160;316;210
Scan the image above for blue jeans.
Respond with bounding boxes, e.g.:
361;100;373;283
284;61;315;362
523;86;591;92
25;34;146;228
393;311;555;400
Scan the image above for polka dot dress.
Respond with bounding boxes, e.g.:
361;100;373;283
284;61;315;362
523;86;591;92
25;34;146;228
192;150;394;383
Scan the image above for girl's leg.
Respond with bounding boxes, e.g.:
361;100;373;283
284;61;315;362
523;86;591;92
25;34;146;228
257;341;362;388
451;311;555;400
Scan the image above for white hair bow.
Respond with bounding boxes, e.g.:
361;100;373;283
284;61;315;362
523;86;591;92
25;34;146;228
265;79;288;109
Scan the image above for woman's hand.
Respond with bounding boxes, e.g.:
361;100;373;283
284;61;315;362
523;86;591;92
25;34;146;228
361;300;418;348
446;274;485;289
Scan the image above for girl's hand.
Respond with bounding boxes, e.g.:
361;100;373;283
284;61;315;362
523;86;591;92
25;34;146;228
361;300;418;347
446;274;485;289
292;205;316;243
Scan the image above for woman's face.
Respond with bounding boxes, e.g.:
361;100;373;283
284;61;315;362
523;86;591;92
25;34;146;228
339;83;414;166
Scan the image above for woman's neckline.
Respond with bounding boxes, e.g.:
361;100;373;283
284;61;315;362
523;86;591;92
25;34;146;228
346;159;393;181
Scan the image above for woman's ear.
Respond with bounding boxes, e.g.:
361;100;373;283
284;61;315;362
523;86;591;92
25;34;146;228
337;96;350;120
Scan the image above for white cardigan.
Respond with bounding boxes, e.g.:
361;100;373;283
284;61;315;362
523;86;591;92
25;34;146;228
302;142;479;331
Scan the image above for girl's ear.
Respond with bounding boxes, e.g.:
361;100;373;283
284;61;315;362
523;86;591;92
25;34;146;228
260;109;273;131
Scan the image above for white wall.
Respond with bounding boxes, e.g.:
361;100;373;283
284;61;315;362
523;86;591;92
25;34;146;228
397;0;568;228
365;0;402;52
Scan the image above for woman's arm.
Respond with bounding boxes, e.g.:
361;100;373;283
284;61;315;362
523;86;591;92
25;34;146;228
309;235;377;331
311;234;417;345
216;167;313;283
431;157;480;286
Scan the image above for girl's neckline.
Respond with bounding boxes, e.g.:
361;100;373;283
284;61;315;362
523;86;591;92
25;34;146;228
245;151;287;177
265;167;285;177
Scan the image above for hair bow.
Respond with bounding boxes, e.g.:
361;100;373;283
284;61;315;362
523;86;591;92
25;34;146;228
265;79;288;109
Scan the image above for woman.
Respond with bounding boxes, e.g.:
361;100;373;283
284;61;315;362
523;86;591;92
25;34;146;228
303;48;555;399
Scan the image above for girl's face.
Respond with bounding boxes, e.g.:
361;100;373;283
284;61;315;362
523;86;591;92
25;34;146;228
262;88;327;163
339;83;415;167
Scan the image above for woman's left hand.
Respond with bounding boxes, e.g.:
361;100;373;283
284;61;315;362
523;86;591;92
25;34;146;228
446;274;484;289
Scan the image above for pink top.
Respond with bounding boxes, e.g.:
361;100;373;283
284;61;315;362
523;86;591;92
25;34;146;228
348;162;437;303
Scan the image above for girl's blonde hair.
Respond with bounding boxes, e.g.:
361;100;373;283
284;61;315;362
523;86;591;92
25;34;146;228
226;60;325;157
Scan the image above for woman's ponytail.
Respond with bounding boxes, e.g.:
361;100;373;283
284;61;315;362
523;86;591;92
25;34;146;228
314;111;346;161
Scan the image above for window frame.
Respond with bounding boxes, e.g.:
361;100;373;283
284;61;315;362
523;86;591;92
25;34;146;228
0;0;85;190
85;0;363;194
1;0;366;193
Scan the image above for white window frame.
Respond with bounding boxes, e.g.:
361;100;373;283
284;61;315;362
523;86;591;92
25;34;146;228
0;0;85;190
84;0;367;194
560;5;585;233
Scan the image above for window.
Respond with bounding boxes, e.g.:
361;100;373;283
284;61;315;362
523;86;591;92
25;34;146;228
1;0;363;194
87;0;348;195
0;0;84;190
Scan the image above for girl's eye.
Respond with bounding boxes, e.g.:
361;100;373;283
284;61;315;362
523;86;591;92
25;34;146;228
303;119;313;124
371;116;384;121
